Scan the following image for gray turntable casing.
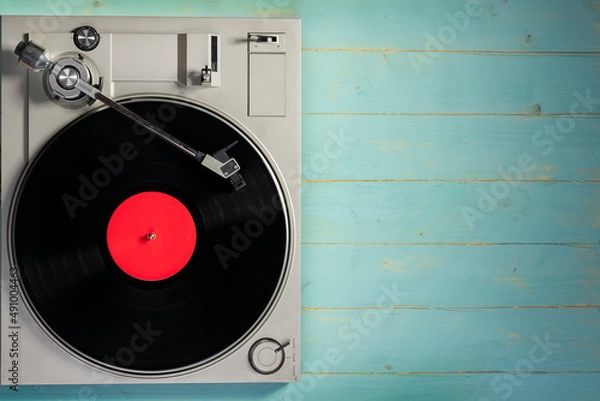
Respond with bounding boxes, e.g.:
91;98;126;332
0;16;300;385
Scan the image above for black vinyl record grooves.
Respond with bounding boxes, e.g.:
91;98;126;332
10;97;290;374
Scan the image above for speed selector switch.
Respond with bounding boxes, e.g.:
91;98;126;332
248;338;289;374
73;26;100;51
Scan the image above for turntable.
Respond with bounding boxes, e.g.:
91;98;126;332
0;16;300;386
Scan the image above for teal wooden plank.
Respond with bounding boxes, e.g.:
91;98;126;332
2;373;600;401
298;0;600;52
302;52;600;114
301;309;600;373
301;244;600;308
1;0;599;52
302;182;600;243
302;115;600;180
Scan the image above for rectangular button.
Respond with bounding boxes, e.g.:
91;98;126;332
249;53;286;117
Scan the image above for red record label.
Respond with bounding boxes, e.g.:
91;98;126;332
106;191;197;281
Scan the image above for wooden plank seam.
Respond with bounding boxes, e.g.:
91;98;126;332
277;281;407;400
476;333;562;401
408;0;509;75
461;89;600;230
286;126;355;197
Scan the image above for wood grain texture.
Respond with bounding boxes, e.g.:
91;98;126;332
2;0;600;52
1;373;599;401
302;182;600;243
302;52;600;114
302;115;600;181
301;309;600;373
301;244;600;308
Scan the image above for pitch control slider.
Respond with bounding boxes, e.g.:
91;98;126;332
14;40;245;190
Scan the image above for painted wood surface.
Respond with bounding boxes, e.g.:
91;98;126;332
0;0;599;400
4;374;600;401
303;182;600;242
302;52;600;114
301;244;600;307
300;308;600;372
302;115;600;181
2;0;600;52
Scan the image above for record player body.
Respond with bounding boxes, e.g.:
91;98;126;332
0;16;300;385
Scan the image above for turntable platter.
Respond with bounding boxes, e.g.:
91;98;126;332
10;97;291;374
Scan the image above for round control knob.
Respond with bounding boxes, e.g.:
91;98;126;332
57;67;80;90
73;26;100;51
248;338;286;375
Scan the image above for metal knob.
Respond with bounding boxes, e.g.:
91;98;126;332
57;67;80;90
14;41;53;72
73;26;100;51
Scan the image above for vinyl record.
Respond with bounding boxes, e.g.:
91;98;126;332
10;97;291;375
